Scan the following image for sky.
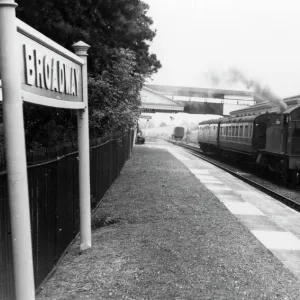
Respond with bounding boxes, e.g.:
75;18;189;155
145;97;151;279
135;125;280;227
144;0;300;98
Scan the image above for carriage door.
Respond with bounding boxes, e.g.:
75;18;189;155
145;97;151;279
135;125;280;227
255;122;267;149
282;115;289;154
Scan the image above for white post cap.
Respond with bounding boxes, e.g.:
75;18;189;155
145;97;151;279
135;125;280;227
72;41;90;56
0;0;17;7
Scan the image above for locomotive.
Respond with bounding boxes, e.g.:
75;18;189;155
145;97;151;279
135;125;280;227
172;126;185;141
198;102;300;186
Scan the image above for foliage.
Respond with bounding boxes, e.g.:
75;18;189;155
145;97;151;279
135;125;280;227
88;48;143;137
14;0;161;148
23;104;78;148
0;105;4;157
0;122;4;159
159;122;167;127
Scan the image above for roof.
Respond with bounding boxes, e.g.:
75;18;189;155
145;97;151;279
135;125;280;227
199;115;264;125
230;96;300;117
140;86;184;113
146;84;255;98
221;112;279;124
199;118;222;125
199;111;281;125
282;105;300;115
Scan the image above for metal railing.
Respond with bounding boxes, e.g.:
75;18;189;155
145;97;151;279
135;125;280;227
0;130;133;299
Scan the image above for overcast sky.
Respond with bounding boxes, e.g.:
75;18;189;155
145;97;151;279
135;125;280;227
144;0;300;98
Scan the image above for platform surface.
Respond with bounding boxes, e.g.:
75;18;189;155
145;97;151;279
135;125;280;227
37;138;300;300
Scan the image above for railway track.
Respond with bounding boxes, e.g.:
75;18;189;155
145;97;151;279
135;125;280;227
170;140;300;213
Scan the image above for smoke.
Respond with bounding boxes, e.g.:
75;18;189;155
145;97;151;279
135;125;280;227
226;68;287;111
205;71;221;88
205;68;287;112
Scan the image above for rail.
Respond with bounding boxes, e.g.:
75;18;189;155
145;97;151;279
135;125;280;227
170;141;300;213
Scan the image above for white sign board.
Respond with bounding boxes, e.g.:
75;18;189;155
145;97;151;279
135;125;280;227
17;19;85;109
139;115;152;120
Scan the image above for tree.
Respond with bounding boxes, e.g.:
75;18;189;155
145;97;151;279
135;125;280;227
88;48;143;137
15;0;161;148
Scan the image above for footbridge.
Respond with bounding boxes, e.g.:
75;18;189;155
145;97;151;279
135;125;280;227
141;84;256;116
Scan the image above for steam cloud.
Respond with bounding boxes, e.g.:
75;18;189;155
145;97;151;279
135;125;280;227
206;68;287;112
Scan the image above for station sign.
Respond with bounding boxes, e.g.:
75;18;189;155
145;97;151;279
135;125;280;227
0;6;91;299
17;19;85;109
139;115;152;120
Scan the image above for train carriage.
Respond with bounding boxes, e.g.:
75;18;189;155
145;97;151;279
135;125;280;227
198;119;220;153
197;104;300;186
219;113;278;157
172;126;185;141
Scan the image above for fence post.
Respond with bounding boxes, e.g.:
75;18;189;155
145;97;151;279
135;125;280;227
0;1;35;299
133;127;137;147
72;41;92;251
130;130;133;158
128;131;131;158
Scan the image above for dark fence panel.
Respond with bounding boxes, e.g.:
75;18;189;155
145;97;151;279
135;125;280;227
0;174;15;300
0;131;133;300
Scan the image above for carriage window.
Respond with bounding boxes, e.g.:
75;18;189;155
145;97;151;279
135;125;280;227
249;125;253;137
239;125;243;137
244;125;248;137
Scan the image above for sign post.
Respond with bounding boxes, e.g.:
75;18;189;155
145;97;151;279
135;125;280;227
72;42;91;251
0;1;35;299
0;1;92;298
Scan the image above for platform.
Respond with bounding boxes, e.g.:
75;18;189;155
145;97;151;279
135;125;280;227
37;138;300;300
164;140;300;279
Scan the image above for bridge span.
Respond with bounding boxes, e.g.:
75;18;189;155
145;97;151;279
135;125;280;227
141;84;256;116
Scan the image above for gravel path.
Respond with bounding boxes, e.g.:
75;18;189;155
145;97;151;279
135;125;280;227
37;142;300;300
